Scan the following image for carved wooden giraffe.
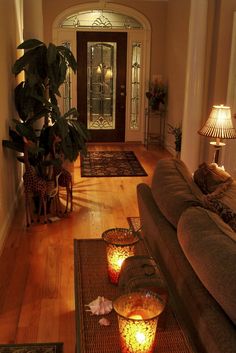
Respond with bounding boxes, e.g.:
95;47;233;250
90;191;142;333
23;138;48;226
46;172;62;216
58;168;73;213
52;137;73;214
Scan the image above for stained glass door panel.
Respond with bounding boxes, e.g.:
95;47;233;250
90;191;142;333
77;32;127;142
87;42;116;130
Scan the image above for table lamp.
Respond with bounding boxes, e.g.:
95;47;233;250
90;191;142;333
198;104;236;164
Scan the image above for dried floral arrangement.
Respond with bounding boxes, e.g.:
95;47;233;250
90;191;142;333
146;79;168;111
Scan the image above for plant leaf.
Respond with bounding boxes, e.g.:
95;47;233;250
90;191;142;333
63;107;79;119
9;127;23;143
52;117;69;140
15;123;37;142
57;45;77;73
2;140;24;153
47;43;58;65
26;109;50;124
17;38;44;50
69;119;90;141
16;156;25;164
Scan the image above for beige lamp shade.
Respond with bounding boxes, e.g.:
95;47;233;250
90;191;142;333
198;105;236;139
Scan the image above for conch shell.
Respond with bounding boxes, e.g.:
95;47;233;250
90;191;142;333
85;296;113;315
99;317;111;326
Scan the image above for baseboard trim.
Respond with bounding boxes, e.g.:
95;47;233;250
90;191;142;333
0;180;23;255
87;141;142;145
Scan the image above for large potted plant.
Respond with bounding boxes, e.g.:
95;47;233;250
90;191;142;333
3;39;90;222
3;38;89;178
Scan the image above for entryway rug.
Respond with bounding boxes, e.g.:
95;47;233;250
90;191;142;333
0;343;63;353
80;151;148;177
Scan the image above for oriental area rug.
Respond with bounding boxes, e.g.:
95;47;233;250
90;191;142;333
0;343;63;353
80;151;148;177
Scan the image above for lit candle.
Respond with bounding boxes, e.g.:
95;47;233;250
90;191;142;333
102;228;139;284
114;291;166;353
106;243;135;284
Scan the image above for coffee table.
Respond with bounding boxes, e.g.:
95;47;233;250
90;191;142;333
74;238;194;353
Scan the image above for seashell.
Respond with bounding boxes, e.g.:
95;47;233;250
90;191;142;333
85;296;113;315
99;317;111;326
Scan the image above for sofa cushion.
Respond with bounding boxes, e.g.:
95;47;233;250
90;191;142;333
177;206;236;324
151;158;203;227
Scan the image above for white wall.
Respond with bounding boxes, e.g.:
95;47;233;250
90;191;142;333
165;0;190;155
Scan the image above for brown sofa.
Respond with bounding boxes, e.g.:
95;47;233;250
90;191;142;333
137;158;236;353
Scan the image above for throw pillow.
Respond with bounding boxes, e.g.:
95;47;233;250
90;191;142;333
193;162;233;196
203;196;236;232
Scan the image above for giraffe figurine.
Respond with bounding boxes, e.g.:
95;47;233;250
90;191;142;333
23;137;48;226
58;168;73;213
45;171;62;216
52;136;73;214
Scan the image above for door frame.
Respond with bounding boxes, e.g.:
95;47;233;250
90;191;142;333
52;2;151;143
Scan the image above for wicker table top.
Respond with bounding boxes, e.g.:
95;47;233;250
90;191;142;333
74;238;193;353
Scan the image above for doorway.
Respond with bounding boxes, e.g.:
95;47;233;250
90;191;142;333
53;2;151;143
77;32;127;142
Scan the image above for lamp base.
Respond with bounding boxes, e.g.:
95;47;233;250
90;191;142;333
210;141;225;164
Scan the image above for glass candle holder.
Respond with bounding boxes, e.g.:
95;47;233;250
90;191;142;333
102;228;139;284
113;291;165;353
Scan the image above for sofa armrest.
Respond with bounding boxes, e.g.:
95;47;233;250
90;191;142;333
137;183;177;246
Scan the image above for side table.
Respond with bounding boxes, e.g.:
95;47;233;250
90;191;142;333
145;108;166;149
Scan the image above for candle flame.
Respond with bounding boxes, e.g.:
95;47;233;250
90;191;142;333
117;258;124;268
129;314;143;320
135;331;146;344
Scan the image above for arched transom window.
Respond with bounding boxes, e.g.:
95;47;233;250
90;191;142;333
60;11;143;29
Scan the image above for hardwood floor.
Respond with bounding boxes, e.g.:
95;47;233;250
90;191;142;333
0;144;171;353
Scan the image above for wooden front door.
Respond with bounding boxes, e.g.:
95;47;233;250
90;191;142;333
77;32;127;142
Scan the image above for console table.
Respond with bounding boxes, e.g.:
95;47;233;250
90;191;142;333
74;238;194;353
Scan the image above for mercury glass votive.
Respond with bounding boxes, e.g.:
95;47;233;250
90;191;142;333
113;291;165;353
102;228;139;284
